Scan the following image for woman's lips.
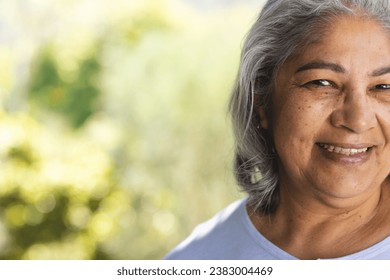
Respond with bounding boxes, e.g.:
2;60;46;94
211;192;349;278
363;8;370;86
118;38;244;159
316;143;374;164
317;143;371;156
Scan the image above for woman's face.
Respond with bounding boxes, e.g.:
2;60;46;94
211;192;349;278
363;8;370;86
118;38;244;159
263;15;390;206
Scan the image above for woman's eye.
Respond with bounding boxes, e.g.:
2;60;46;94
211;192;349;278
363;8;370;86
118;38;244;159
303;79;333;88
374;84;390;90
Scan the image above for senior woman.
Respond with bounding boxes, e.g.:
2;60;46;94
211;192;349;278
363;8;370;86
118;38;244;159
165;0;390;260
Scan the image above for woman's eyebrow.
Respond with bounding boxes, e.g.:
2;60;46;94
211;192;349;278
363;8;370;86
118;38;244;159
295;61;345;73
371;66;390;77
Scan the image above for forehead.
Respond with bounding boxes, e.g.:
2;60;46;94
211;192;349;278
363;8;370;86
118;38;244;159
301;11;390;46
283;15;390;73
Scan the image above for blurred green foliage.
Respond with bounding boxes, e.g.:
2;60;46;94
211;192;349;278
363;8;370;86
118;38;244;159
0;0;261;259
29;48;101;128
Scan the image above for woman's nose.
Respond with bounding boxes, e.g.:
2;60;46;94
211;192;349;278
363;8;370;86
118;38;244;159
330;89;377;133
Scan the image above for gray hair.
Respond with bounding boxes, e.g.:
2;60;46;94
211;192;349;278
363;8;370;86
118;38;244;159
229;0;390;213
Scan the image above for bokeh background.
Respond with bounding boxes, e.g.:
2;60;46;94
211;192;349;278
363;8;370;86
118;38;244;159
0;0;265;259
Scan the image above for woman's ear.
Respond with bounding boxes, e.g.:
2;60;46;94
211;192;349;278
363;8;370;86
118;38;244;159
258;107;269;129
254;95;269;129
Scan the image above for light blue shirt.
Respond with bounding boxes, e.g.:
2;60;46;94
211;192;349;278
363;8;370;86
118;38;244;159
165;199;390;260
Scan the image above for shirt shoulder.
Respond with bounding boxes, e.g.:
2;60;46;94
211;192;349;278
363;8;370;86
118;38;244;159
164;198;288;260
164;199;247;260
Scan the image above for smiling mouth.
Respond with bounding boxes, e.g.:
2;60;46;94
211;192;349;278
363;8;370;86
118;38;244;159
317;143;373;156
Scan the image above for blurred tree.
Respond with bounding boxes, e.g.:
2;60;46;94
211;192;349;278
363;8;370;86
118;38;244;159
0;0;260;260
28;48;101;128
0;113;131;259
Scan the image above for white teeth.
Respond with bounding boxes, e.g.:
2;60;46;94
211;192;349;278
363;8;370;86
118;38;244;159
320;144;369;156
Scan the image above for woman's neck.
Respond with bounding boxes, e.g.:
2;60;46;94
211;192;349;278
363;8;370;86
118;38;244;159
249;180;390;259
